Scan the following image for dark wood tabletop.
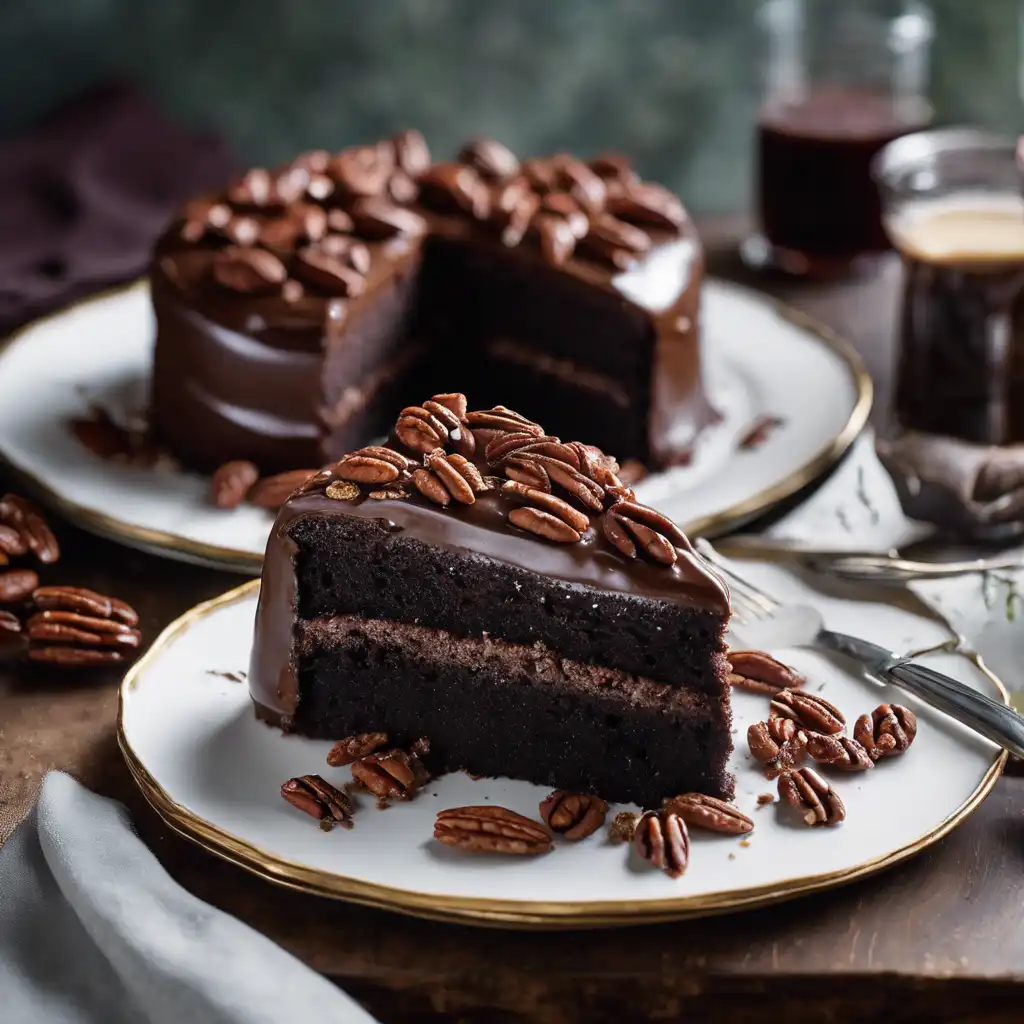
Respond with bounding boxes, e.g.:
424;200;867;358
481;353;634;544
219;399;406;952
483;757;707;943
2;220;1022;1024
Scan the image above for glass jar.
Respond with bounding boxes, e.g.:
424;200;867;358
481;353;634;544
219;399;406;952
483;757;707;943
744;0;933;278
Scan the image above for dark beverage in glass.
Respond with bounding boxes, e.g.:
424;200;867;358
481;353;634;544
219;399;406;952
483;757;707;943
877;131;1024;443
748;0;933;277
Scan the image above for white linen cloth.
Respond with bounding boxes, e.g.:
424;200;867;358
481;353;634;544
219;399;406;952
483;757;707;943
0;772;378;1024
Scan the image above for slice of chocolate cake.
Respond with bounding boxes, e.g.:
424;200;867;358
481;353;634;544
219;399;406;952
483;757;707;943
249;395;732;807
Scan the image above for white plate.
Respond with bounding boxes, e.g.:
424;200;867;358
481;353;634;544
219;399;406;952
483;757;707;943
119;563;1004;929
0;279;869;572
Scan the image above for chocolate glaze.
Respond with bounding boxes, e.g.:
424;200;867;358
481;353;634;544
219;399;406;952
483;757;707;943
248;414;729;725
150;140;711;473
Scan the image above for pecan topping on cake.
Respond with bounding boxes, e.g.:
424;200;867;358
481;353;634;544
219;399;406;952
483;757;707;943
458;138;521;181
805;733;874;772
608;811;639;843
770;688;845;735
778;768;845;827
395;401;472;456
334;448;409;485
434;805;552;855
727;650;806;695
281;775;354;828
634;808;690;878
26;585;141;667
326;732;389;767
854;704;918;760
508;505;583;544
602;499;690;565
538;791;609;841
465;405;544;436
501;481;590;533
663;793;754;835
392;129;431;177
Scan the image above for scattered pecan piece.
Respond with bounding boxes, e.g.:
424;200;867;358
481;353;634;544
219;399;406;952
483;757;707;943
210;460;260;510
326;732;389;767
747;718;807;778
634;808;689;878
247;469;318;510
434;805;552;855
26;585;141;667
350;746;430;806
0;569;39;604
0;495;60;563
663;793;754;835
501;481;590;533
757;793;775;806
805;733;874;771
509;505;582;543
770;688;845;735
608;811;639;843
727;650;806;695
281;775;354;828
854;704;918;760
539;791;609;841
602;500;688;565
778;768;845;827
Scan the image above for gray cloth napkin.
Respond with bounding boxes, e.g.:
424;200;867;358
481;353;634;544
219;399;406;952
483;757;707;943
0;772;377;1024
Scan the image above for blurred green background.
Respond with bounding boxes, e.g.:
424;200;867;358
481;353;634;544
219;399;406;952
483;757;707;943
1;0;1020;212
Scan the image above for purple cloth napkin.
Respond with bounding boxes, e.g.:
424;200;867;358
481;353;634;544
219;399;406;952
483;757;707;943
0;82;236;334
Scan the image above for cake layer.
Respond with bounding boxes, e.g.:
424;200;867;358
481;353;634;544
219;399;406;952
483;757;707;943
290;614;733;806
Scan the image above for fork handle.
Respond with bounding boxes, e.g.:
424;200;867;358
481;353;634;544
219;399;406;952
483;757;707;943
883;660;1024;759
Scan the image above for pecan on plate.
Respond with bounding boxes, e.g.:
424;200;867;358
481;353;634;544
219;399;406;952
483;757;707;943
281;775;354;828
350;746;430;807
0;569;38;604
854;704;918;760
434;805;552;855
747;718;807;779
778;768;845;827
663;793;754;835
0;494;59;564
770;688;845;735
602;500;689;566
210;460;259;510
634;808;689;878
326;732;389;767
247;469;318;510
608;811;639;844
538;791;609;841
805;733;874;772
727;650;806;696
26;586;142;667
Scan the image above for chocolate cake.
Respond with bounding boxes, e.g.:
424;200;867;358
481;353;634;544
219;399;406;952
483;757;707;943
249;394;733;807
150;133;712;475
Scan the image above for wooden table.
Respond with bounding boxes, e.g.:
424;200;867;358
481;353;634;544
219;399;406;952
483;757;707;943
3;221;1022;1024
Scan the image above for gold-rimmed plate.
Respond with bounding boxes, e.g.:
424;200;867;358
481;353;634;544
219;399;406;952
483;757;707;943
0;278;869;573
118;564;1004;930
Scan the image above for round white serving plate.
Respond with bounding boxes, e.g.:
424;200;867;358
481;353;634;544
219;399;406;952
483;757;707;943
118;561;1004;929
0;278;870;573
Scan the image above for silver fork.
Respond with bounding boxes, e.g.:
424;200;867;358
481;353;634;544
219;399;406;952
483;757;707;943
697;539;1024;758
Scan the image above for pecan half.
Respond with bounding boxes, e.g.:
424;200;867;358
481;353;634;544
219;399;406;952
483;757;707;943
0;524;27;559
335;453;402;485
419;162;491;220
634;809;689;878
531;214;577;266
434;805;552;855
281;775;354;828
485;433;578;469
465;405;543;436
501;481;590;533
854;704;918;760
26;585;141;667
422;398;475;458
293;246;367;297
458;138;520;181
350;747;429;805
393;129;431;177
606;181;686;232
423;450;485;505
212;246;287;294
0;495;59;564
411;468;452;507
247;469;318;510
727;650;806;695
519;455;606;511
428;393;469;419
0;569;39;604
395;405;451;454
330;143;392;198
210;460;260;510
508;505;582;543
778;768;845;827
602;500;688;565
663;793;754;835
349;197;427;240
747;718;807;778
805;733;874;771
538;791;609;841
608;811;639;843
326;732;389;767
770;689;845;735
32;585;138;625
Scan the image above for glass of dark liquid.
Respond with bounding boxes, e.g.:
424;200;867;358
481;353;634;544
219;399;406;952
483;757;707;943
745;0;933;278
876;129;1024;444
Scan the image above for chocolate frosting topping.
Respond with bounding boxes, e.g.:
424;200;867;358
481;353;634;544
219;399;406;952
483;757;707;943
248;394;729;723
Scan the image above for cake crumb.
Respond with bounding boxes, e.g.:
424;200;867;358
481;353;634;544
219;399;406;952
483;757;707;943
739;839;751;848
728;852;736;860
757;793;775;806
